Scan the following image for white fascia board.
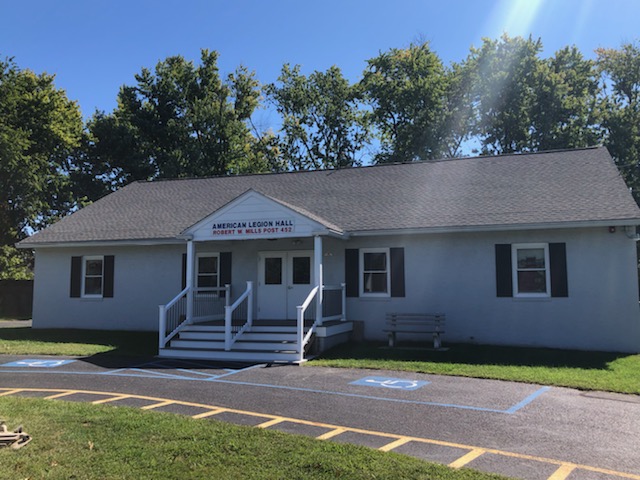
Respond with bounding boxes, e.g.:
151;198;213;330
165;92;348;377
348;219;640;237
16;238;186;249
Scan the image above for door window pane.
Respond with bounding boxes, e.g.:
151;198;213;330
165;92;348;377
292;257;311;285
265;257;282;285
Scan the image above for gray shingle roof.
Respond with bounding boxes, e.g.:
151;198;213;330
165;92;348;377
18;147;640;246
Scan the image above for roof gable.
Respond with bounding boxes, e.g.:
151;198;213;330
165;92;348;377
183;189;341;240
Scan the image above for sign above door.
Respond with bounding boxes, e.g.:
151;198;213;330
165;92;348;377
183;189;340;241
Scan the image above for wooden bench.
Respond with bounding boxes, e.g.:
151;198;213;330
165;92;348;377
384;313;446;349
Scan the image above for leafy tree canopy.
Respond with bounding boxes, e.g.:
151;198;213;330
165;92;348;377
266;64;370;170
78;49;271;201
0;57;83;278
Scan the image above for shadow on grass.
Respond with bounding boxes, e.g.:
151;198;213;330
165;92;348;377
317;341;629;370
0;328;158;357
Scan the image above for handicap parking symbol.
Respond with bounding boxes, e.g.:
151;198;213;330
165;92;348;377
350;376;429;391
2;359;76;368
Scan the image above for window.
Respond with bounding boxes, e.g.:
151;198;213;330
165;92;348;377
83;256;104;297
512;243;550;297
360;248;390;296
70;255;114;299
197;254;219;290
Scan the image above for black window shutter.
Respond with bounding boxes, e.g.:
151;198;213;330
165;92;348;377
495;244;513;297
390;248;405;297
549;243;568;297
345;249;359;297
220;252;232;286
103;255;115;298
70;256;82;298
181;253;187;290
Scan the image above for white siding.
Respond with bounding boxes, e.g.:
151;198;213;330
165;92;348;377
31;227;640;352
342;228;640;353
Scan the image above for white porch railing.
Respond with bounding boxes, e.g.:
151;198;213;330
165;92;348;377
159;284;230;349
322;283;346;322
296;283;346;362
224;281;253;350
297;286;320;362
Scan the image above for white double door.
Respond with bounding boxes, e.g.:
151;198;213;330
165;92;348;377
257;251;314;320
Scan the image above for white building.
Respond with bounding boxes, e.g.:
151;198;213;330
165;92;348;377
18;147;640;361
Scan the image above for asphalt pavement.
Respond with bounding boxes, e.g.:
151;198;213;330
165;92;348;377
0;354;638;480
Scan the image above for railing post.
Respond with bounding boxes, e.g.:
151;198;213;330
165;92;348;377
158;305;167;349
224;305;232;351
341;282;347;321
297;305;305;362
314;235;323;326
186;239;195;324
246;281;253;328
225;284;231;308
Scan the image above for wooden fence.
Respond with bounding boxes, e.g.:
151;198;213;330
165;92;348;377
0;280;33;318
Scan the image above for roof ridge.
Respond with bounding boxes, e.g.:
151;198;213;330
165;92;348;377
130;145;605;185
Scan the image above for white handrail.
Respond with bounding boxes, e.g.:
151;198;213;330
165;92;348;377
158;286;190;349
224;281;253;350
297;286;320;362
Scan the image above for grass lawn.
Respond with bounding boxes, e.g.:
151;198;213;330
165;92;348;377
309;342;640;395
1;325;638;394
0;327;157;357
0;397;504;480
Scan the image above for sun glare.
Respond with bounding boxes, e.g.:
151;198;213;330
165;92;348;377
486;0;545;38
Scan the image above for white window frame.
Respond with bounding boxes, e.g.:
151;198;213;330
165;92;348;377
360;248;391;297
82;255;104;298
512;243;550;298
196;253;220;293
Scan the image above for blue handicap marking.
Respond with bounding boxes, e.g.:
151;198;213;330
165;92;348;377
2;359;76;368
351;376;429;391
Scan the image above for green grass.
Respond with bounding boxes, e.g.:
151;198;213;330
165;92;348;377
310;342;640;394
0;328;157;357
0;397;505;480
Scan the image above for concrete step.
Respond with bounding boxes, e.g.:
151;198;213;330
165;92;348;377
171;338;298;352
158;347;302;363
178;331;302;342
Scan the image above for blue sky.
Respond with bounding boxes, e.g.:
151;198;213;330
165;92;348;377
2;0;639;128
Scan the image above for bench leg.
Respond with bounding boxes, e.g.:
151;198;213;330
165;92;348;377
388;332;396;348
433;333;441;350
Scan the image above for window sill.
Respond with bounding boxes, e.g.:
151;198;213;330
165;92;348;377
512;296;552;302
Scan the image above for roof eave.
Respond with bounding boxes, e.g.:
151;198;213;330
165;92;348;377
348;219;640;237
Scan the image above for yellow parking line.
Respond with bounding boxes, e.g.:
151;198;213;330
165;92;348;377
449;448;486;469
92;395;131;404
548;464;577;480
257;418;285;429
379;437;412;452
0;388;22;396
191;408;225;419
141;400;174;410
316;428;346;440
2;387;639;480
44;391;77;400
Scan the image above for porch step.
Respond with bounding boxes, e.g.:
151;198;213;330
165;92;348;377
170;338;299;351
178;330;302;342
158;347;302;362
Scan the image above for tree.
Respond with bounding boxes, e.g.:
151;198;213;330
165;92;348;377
530;46;601;151
360;42;449;163
79;50;270;200
597;42;640;201
466;35;543;154
0;57;83;278
266;64;370;170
